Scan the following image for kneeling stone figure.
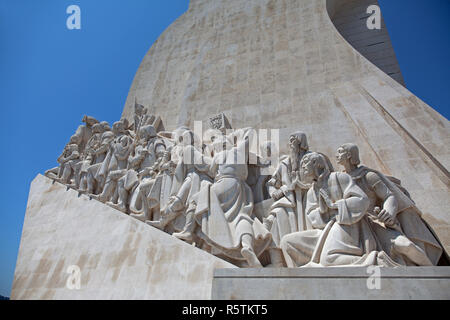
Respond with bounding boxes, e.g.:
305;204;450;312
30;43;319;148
281;152;399;267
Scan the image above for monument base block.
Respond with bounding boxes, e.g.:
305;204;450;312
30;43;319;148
11;175;235;300
212;267;450;300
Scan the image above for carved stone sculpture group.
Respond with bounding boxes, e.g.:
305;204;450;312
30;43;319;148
45;102;447;268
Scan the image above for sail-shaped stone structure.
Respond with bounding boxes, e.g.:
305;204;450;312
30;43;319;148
123;0;449;252
12;0;450;300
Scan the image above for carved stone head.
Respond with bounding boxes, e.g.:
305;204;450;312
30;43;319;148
300;152;330;183
139;125;157;141
170;126;190;145
336;143;360;166
289;131;309;152
211;134;233;153
154;142;166;159
82;115;99;127
69;134;81;145
92;123;103;134
112;121;126;135
100;121;111;132
180;130;195;146
66;144;79;153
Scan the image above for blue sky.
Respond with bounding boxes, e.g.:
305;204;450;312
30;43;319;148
0;0;449;297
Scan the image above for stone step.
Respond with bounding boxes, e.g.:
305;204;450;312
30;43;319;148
212;267;450;300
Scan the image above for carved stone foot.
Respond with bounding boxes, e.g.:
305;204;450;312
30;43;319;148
55;178;66;184
44;172;58;180
90;194;103;202
241;247;262;268
130;213;147;222
106;201;127;213
173;231;193;243
146;220;165;230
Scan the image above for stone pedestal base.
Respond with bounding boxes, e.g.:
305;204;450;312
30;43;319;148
211;267;450;300
11;175;235;300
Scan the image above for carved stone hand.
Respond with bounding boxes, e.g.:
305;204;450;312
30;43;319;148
319;188;337;209
270;189;283;201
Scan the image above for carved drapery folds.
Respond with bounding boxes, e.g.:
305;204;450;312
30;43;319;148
45;107;447;268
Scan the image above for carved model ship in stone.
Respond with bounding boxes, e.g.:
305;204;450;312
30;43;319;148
45;100;448;269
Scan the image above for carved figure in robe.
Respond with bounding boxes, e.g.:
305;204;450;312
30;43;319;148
73;115;99;155
78;122;110;193
109;125;161;211
246;140;275;204
95;119;134;204
83;123;115;194
336;143;445;265
130;148;177;226
111;123;164;213
281;152;399;267
147;129;212;231
175;129;271;268
263;132;312;267
45;116;99;183
55;134;81;185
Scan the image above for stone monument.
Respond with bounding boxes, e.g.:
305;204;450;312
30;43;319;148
12;0;450;300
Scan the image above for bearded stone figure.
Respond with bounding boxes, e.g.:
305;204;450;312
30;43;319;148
263;132;311;267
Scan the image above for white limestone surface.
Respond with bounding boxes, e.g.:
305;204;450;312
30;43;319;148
212;267;450;300
11;174;235;300
122;0;450;253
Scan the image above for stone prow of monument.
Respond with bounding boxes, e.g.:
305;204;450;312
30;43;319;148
11;175;235;300
12;175;450;300
122;0;450;253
